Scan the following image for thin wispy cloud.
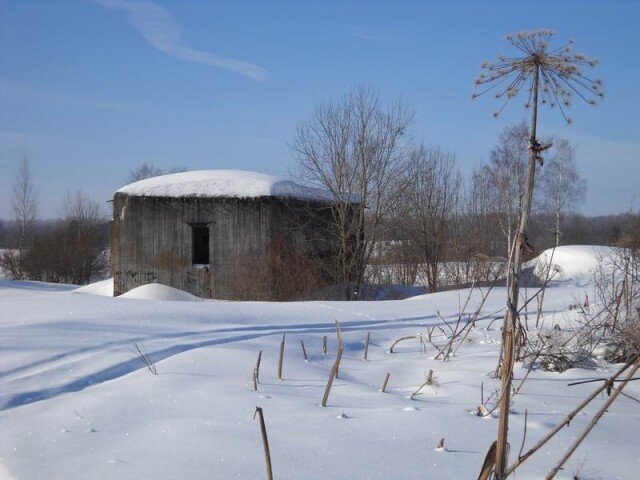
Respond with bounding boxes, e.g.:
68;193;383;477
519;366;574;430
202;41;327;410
95;0;269;82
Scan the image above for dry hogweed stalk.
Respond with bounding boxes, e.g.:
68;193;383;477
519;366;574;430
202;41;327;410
472;29;601;480
473;29;603;124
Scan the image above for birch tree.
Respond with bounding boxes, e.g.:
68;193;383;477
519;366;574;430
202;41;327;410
12;154;38;247
539;138;586;246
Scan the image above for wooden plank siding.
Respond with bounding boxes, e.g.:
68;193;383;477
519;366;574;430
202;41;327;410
111;193;338;299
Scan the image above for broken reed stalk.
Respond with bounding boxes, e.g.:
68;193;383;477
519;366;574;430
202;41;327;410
544;361;640;480
322;336;327;355
382;373;391;393
255;350;263;384
277;334;285;380
300;340;308;361
389;334;423;353
321;341;344;407
253;407;274;480
436;438;445;449
252;368;258;391
364;332;370;360
410;369;434;399
504;356;639;477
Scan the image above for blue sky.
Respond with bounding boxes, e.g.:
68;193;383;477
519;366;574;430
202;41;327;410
1;0;638;218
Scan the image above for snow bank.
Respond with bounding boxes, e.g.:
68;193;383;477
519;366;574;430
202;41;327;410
118;283;202;302
74;278;114;297
116;170;337;202
525;245;612;285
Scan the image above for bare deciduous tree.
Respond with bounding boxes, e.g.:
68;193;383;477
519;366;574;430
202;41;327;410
21;192;108;284
539;138;586;246
481;122;529;256
292;85;414;299
0;155;39;279
126;162;163;184
126;163;188;184
392;145;462;292
12;154;38;247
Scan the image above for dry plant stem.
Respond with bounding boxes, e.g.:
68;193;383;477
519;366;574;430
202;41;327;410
450;284;497;359
130;342;157;375
410;370;434;399
382;373;391;392
535;247;557;328
544;361;640;480
300;340;308;361
364;332;370;360
253;407;274;480
277;334;285;380
389;335;424;353
477;441;497;480
255;350;263;384
513;334;547;396
334;320;342;379
321;341;344;407
545;360;640;480
495;65;540;480
322;335;327;355
517;410;528;459
504;357;638;476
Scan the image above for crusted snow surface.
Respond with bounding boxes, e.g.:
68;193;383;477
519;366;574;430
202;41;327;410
116;170;336;202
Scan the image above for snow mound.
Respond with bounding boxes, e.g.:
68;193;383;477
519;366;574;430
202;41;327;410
118;283;202;302
116;170;337;202
74;278;114;297
525;245;611;285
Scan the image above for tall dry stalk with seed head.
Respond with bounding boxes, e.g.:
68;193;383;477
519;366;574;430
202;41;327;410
473;29;601;479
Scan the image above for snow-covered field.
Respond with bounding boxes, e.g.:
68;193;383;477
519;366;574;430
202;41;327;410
0;246;638;479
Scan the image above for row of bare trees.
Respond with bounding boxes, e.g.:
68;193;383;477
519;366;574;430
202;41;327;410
292;85;588;297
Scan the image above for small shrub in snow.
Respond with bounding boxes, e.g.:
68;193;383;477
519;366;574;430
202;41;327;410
130;343;157;375
604;313;640;363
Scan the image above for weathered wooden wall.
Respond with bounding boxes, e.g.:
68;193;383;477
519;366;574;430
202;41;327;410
111;193;337;299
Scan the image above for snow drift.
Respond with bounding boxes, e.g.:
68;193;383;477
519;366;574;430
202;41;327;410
119;283;202;302
116;170;337;202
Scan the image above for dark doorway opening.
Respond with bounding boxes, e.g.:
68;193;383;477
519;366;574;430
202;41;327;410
191;224;210;265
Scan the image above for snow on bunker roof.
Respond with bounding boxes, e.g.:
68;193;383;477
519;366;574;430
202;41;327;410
117;170;337;202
